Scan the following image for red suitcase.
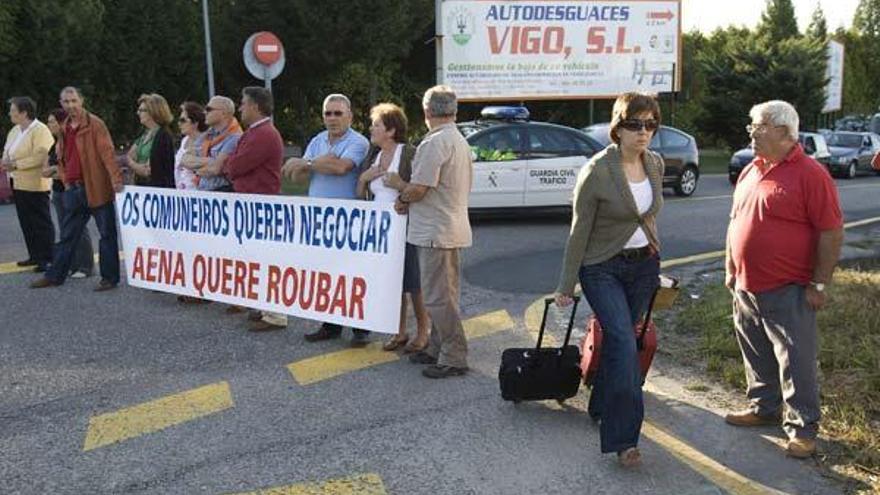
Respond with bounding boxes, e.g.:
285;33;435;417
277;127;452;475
580;288;659;387
0;169;12;204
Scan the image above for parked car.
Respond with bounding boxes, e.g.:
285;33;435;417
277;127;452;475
460;106;603;210
728;132;833;185
826;131;880;178
582;123;700;196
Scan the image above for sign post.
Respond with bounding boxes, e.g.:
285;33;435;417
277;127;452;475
243;31;286;93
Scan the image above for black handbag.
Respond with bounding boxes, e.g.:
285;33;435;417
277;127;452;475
499;296;582;403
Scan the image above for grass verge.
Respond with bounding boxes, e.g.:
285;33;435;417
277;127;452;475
698;148;731;175
674;261;880;477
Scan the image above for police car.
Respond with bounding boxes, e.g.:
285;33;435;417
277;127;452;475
460;106;603;209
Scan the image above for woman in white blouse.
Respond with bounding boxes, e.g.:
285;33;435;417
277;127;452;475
174;102;208;190
2;96;55;271
357;103;430;353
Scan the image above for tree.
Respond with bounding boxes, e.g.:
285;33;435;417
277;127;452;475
695;32;827;149
806;3;828;41
757;0;800;43
854;0;880;38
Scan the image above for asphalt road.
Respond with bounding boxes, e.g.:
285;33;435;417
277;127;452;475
1;174;877;494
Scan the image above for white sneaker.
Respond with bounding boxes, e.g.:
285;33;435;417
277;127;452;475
70;271;88;279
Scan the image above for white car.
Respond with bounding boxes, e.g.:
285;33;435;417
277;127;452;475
460;107;603;210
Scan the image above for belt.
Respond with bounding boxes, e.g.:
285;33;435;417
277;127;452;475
616;245;653;261
66;181;85;189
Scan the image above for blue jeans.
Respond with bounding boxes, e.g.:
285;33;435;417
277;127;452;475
51;188;94;275
579;252;659;453
46;185;119;285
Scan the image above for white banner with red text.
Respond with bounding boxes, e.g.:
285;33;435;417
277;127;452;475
439;0;681;100
115;187;405;334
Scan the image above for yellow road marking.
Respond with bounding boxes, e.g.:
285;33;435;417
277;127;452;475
463;309;514;339
288;342;400;386
226;473;387;495
0;260;30;275
288;310;514;386
83;381;233;452
641;422;785;495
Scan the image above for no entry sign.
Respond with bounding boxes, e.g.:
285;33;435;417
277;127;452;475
253;32;283;66
243;31;286;88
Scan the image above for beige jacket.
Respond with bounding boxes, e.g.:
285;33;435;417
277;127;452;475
4;120;54;192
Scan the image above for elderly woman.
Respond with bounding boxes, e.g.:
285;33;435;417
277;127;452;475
357;103;430;353
174;102;208;190
127;93;175;188
2;97;56;272
44;108;93;278
554;92;664;467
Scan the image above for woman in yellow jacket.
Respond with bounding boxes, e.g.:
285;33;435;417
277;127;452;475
2;97;55;271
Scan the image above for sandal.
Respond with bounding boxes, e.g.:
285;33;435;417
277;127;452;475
617;447;641;468
382;335;409;351
403;338;428;354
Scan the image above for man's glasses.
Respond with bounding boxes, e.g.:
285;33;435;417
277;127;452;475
324;110;345;117
619;119;659;132
205;106;216;112
745;123;785;134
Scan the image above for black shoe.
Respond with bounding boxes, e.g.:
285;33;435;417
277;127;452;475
17;259;37;267
350;330;370;348
94;279;118;292
408;351;438;365
304;324;342;342
422;364;468;379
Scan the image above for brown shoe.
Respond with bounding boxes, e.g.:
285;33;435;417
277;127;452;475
248;320;285;332
30;277;59;289
247;310;263;322
618;447;642;468
724;410;780;427
786;438;816;458
225;305;246;314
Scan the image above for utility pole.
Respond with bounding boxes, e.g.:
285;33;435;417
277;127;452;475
202;0;216;98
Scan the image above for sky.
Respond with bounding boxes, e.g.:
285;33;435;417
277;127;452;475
682;0;860;33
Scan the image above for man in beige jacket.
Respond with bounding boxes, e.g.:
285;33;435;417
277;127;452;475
2;96;55;272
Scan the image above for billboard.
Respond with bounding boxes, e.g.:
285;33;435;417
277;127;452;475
823;40;844;114
438;0;682;101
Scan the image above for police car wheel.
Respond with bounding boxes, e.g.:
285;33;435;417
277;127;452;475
674;165;699;197
846;161;857;179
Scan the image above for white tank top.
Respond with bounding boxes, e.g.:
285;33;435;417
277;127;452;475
624;178;652;249
368;144;403;203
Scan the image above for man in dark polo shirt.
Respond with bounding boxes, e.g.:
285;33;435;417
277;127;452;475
724;100;844;459
223;86;286;332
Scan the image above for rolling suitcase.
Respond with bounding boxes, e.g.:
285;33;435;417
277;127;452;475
499;296;582;403
580;287;659;387
0;169;12;204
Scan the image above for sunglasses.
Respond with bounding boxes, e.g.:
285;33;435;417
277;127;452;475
619;119;659;132
205;106;216;112
178;117;190;123
136;108;148;114
324;110;345;117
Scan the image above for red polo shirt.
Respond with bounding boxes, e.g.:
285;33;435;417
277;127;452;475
729;144;843;293
63;121;83;184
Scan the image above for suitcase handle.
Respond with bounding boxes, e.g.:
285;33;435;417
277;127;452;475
636;285;660;350
536;296;580;351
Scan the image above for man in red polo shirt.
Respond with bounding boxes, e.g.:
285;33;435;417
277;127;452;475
724;100;844;459
223;86;286;332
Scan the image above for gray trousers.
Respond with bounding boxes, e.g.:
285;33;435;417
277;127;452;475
419;247;468;368
733;284;820;440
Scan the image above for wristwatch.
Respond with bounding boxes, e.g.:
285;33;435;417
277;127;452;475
809;281;826;292
306;159;313;168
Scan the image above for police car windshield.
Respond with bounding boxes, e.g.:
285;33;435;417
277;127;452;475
827;133;863;148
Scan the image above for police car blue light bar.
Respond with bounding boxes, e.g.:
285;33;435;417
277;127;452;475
480;106;529;121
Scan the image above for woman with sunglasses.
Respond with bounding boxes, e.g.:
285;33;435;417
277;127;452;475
126;93;175;188
174;102;208;190
554;92;664;468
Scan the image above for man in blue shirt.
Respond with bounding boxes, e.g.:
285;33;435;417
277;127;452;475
283;93;371;346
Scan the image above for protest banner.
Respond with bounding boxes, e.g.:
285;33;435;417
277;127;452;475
116;187;406;334
438;0;682;100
